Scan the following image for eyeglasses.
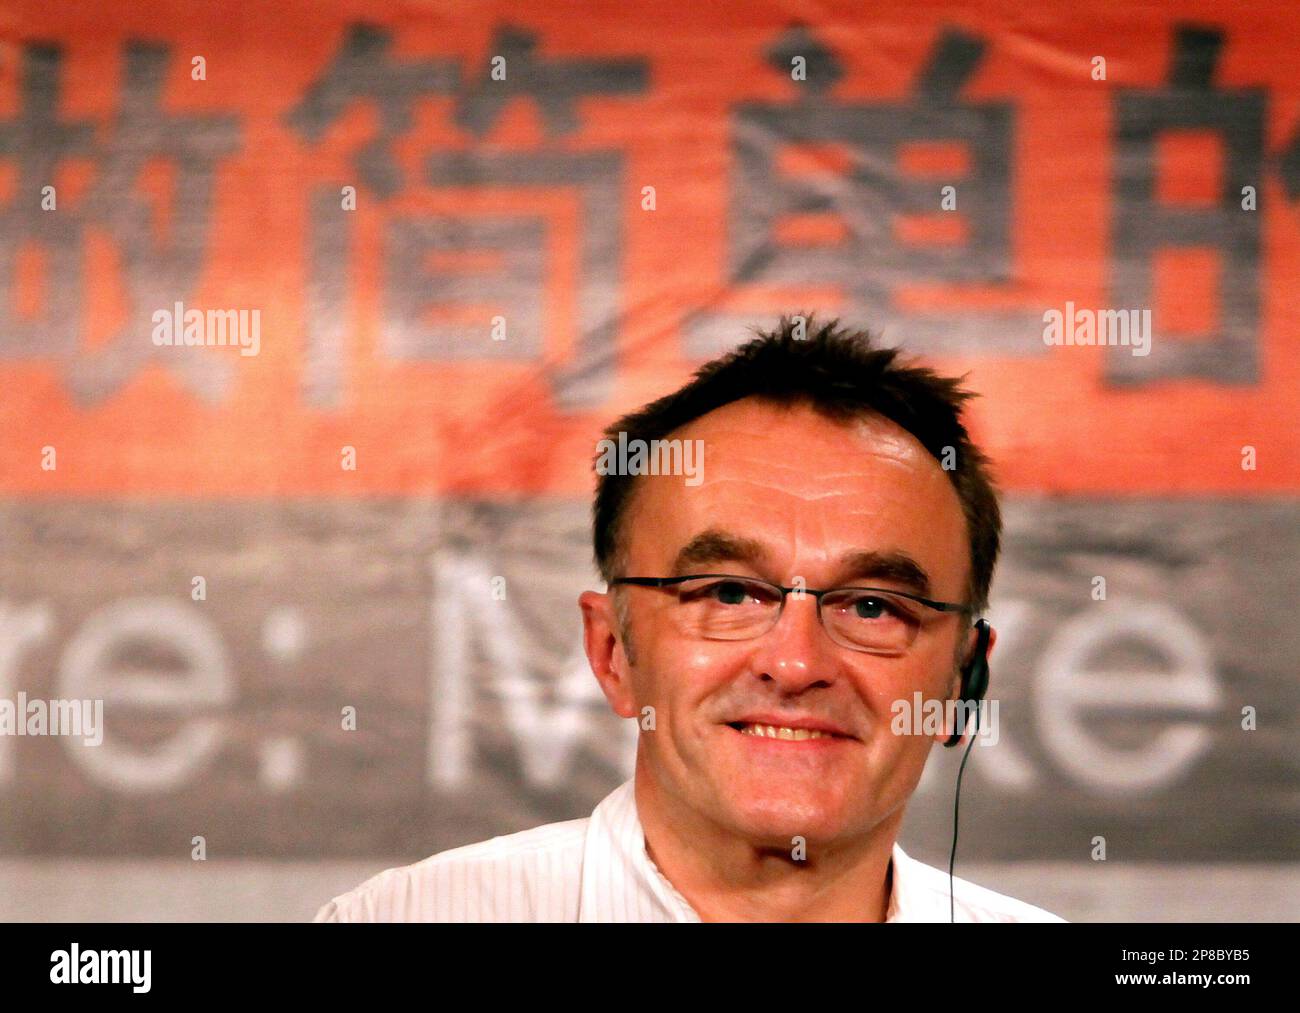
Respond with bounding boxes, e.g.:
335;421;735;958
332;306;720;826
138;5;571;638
610;574;972;655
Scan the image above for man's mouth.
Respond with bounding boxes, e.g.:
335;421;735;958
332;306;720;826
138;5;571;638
725;720;855;742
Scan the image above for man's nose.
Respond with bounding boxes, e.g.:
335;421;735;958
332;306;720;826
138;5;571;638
749;592;838;691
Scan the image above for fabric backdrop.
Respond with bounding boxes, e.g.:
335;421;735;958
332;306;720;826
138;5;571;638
0;0;1296;919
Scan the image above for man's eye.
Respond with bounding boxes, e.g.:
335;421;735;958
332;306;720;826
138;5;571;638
854;596;888;619
844;595;909;621
678;579;770;606
711;580;753;605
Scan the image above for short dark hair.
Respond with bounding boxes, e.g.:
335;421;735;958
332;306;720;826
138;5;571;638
591;314;1003;615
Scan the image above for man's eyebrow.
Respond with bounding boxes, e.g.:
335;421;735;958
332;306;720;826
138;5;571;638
838;550;933;598
670;529;770;575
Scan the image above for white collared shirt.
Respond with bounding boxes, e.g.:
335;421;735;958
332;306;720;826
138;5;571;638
314;779;1066;923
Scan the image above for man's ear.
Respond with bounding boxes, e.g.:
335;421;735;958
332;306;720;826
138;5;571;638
978;623;997;668
936;623;997;745
949;622;998;697
578;589;639;719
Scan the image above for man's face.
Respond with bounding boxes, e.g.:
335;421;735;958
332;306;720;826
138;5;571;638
583;397;978;848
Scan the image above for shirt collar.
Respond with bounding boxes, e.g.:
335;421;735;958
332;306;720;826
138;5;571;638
580;778;916;922
579;777;699;922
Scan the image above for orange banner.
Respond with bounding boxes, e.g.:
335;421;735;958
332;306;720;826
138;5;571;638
1;0;1297;495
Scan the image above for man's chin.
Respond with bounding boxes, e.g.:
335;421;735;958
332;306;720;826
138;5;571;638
716;792;856;846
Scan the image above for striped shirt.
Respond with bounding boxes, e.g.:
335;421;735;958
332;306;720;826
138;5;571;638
313;778;1066;923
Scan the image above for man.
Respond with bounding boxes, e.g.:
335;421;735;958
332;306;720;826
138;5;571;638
315;315;1065;922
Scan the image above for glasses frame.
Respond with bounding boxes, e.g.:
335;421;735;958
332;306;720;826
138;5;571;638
609;573;974;652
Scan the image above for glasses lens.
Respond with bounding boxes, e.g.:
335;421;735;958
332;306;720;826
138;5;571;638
820;588;922;653
672;576;782;640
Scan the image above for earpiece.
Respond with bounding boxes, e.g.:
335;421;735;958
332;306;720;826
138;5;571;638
945;617;992;921
942;618;991;748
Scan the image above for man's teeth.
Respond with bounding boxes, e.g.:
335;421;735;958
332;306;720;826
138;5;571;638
737;723;832;741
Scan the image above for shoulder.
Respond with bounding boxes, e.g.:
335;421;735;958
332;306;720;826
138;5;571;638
314;816;590;923
892;845;1068;923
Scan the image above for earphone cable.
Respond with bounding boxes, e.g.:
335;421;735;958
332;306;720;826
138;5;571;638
948;703;981;923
